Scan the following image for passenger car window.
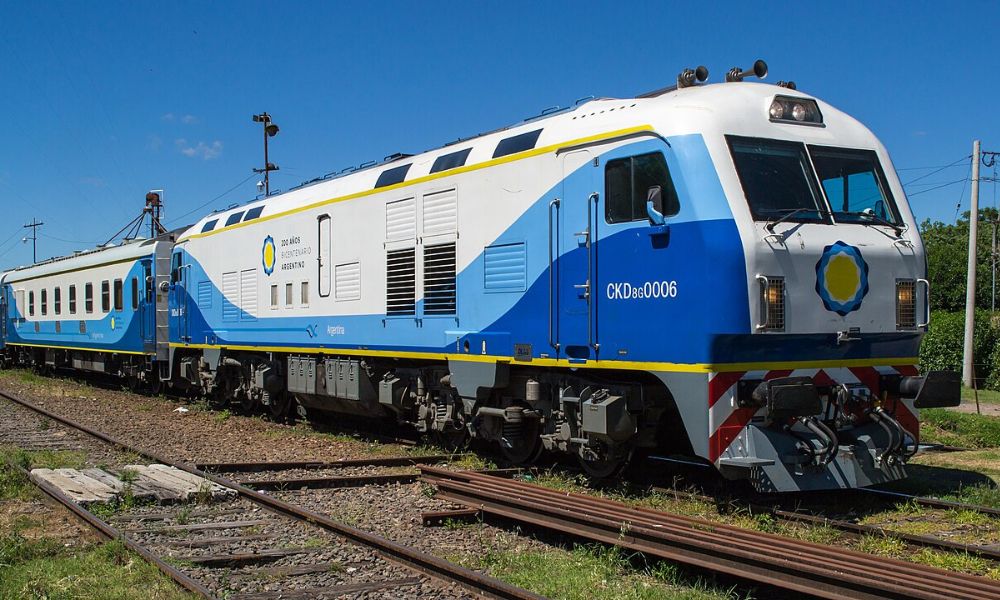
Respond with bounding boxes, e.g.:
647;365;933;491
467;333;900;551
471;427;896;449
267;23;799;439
114;279;123;311
728;136;828;223
605;152;680;224
85;283;94;313
101;281;110;312
809;146;901;225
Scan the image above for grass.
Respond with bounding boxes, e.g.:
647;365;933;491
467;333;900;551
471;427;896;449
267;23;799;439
920;409;1000;448
0;448;189;598
857;533;1000;578
1;447;88;501
962;386;1000;405
456;541;743;600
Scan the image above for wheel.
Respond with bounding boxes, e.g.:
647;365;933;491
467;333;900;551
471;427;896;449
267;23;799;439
239;393;260;413
432;408;471;452
126;374;143;393
577;446;633;479
268;392;294;422
499;416;543;465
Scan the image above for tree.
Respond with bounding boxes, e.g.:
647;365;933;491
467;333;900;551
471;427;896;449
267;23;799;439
920;207;998;312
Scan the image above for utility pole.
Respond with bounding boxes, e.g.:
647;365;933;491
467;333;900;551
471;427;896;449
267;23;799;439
22;219;43;264
963;140;982;387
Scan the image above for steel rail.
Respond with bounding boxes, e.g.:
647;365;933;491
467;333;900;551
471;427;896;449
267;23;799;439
197;454;460;472
423;467;1000;600
858;486;1000;517
0;390;542;600
648;485;1000;562
6;460;217;599
243;473;419;490
430;475;994;600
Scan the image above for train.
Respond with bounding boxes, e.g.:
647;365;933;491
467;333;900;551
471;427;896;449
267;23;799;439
0;61;960;492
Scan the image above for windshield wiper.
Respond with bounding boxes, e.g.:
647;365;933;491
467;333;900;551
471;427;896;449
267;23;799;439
841;211;904;236
764;207;829;232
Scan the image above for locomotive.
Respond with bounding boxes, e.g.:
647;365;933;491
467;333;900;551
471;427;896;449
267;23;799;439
0;61;959;491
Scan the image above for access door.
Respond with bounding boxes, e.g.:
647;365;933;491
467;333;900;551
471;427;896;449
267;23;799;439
1;287;7;343
318;215;332;297
139;259;155;352
555;149;601;360
169;250;190;342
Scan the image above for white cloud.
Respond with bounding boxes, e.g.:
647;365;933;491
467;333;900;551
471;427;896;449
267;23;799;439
147;134;162;151
175;138;223;160
79;176;106;188
162;112;199;124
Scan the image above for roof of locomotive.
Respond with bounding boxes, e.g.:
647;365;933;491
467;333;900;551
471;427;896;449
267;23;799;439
177;81;878;241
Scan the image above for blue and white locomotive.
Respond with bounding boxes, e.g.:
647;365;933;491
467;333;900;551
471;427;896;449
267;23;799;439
1;62;959;491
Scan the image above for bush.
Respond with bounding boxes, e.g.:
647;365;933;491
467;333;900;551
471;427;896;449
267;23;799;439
920;309;999;388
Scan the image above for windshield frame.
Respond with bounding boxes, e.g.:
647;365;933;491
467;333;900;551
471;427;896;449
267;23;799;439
807;144;903;226
726;135;906;230
726;135;832;226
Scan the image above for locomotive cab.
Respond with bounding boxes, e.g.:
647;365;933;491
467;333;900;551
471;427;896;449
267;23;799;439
696;84;960;491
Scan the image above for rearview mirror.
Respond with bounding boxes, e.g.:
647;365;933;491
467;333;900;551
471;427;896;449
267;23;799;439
646;185;665;225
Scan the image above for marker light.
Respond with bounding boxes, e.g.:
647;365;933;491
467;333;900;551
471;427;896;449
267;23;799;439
896;280;916;329
758;276;785;332
769;95;823;126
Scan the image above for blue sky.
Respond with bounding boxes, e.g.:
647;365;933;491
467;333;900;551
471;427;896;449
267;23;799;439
0;2;996;267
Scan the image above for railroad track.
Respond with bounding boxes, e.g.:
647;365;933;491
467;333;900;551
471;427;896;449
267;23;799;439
422;467;1000;600
0;389;541;600
650;485;1000;562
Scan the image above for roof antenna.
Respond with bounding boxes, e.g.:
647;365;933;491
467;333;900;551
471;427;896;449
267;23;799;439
726;59;768;82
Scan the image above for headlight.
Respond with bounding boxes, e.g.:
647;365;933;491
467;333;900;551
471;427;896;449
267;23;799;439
768;100;784;120
896;280;916;329
769;95;823;126
758;276;785;331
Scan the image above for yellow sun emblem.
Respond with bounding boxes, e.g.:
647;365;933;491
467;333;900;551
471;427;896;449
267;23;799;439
262;236;276;276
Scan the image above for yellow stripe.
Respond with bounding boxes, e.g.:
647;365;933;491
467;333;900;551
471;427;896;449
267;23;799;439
8;342;147;356
179;125;656;242
168;342;917;374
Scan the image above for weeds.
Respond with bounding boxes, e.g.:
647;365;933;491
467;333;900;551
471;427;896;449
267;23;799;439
460;540;743;600
920;409;1000;448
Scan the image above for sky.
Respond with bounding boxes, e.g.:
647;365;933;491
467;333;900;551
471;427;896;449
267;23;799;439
0;1;997;267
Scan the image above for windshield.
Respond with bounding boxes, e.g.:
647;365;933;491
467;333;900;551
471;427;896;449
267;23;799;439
809;146;901;225
727;136;828;223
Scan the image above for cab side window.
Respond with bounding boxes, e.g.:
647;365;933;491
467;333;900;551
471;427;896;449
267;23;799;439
605;152;680;224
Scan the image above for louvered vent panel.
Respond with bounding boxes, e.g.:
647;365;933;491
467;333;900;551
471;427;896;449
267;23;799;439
222;272;239;322
240;269;257;321
197;281;213;309
335;262;361;301
386;248;416;315
484;243;526;292
424;243;457;315
385;198;416;242
422;189;457;236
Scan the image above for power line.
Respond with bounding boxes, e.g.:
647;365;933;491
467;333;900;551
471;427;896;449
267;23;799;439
897;163;971;171
39;232;101;245
907;178;968;197
167;173;257;226
903;155;972;187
